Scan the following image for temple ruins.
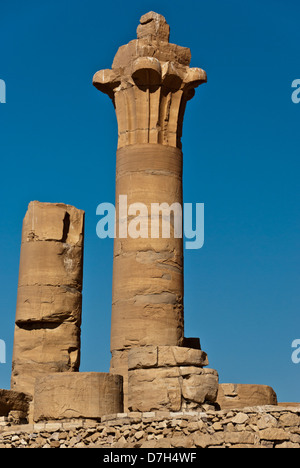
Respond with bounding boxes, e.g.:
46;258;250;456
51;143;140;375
0;12;297;449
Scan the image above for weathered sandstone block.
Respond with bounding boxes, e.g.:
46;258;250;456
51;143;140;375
1;406;300;448
128;345;208;370
33;373;123;421
129;366;218;412
217;383;278;410
128;346;218;412
11;201;85;396
277;402;300;408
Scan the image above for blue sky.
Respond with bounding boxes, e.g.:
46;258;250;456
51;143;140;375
0;0;299;403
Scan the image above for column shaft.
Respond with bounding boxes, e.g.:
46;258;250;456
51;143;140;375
111;143;184;352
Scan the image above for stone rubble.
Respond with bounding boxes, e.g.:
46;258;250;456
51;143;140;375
217;383;278;409
0;406;299;448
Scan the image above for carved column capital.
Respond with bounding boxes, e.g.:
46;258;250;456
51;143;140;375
93;12;206;149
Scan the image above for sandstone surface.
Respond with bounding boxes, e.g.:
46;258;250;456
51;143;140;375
0;389;32;417
11;201;85;396
1;406;300;448
217;383;278;409
33;373;123;421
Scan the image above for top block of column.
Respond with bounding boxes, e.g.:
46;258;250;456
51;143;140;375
93;11;207;149
17;201;84;291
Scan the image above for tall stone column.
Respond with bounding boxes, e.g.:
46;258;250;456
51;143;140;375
11;201;84;396
93;12;207;406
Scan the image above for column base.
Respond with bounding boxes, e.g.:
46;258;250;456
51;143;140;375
127;345;219;413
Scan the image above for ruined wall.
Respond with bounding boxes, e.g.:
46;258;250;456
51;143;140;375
0;406;299;448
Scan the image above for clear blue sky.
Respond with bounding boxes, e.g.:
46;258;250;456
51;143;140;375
0;0;299;403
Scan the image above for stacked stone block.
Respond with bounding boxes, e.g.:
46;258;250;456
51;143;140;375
128;346;218;412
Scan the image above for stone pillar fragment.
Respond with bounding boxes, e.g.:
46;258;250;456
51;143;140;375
33;373;123;421
11;201;85;396
93;12;207;408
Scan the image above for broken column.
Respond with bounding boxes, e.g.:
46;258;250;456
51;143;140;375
11;201;85;396
93;12;218;409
